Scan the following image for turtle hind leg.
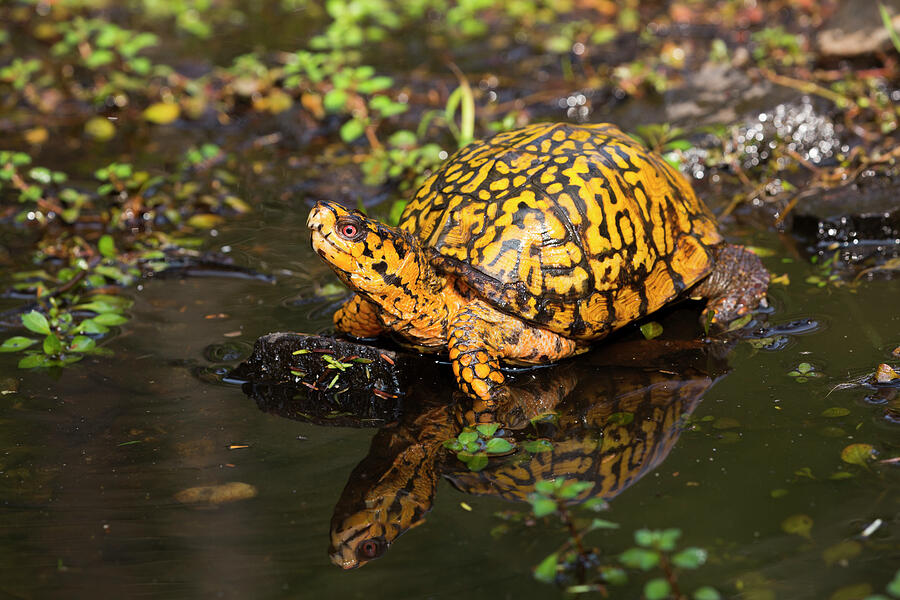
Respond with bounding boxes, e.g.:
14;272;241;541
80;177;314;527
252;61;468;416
691;244;770;328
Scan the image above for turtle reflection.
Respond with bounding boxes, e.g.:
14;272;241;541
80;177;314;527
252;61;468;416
245;339;728;569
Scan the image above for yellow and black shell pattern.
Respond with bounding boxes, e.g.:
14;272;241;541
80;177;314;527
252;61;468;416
398;122;723;340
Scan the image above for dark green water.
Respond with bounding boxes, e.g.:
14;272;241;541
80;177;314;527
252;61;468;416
1;197;898;599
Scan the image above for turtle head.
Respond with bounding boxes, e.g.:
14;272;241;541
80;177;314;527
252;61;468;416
308;200;421;298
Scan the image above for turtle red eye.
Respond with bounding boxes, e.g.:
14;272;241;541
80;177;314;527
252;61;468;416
356;537;386;561
336;218;364;241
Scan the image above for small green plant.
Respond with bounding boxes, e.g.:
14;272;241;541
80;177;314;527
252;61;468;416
443;423;515;471
864;566;900;599
0;294;128;368
524;478;720;598
787;362;820;382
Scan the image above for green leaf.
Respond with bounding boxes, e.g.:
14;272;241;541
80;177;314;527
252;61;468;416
22;310;51;334
42;333;63;355
841;443;876;465
672;547;707;569
69;336;96;352
85;116;116;141
28;167;52;184
619;547;660;570
644;578;671;600
465;454;488;471
634;529;655;547
640;321;663;340
588;519;620;531
143;102;181;124
340;118;366;143
523;439;553;453
693;586;722;600
886;568;900;596
0;336;37;352
658;528;682;551
606;412;634;426
557;481;593;500
93;313;128;326
458;430;478;445
599;566;628;585
476;423;499;437
781;514;813;539
73;301;120;314
484;437;513;454
533;552;558;583
76;319;109;334
534;480;556;496
18;353;51;368
323;89;348;112
531;497;558;517
357;75;392;94
98;235;116;259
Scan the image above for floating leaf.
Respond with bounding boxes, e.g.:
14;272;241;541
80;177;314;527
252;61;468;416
828;583;872;600
781;514;813;540
84;117;116;141
18;353;51;368
340;118;366;142
727;313;753;332
619;547;660;570
173;481;257;505
187;214;225;229
644;578;671;600
98;234;116;258
531;497;557;517
672;547;707;569
69;336;96;352
94;313;128;326
42;333;63;355
143;102;181;124
22;310;50;335
693;587;722;600
588;519;619;531
822;540;861;566
464;454;488;471
640;321;663;340
606;412;634;426
523;439;553;453
841;443;876;465
533;552;558;583
0;336;37;352
475;423;499;437
822;407;850;418
484;437;513;454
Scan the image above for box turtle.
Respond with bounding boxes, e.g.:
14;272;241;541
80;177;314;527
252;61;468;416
308;123;768;415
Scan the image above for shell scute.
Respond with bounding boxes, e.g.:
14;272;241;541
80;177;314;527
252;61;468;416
399;122;722;339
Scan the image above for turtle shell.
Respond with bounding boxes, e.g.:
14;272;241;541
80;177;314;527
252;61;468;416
398;123;722;340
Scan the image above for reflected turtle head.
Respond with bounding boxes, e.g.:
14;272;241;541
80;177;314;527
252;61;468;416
328;489;429;569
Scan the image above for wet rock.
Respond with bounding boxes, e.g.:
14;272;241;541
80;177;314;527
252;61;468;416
791;173;900;272
817;0;900;57
665;61;774;125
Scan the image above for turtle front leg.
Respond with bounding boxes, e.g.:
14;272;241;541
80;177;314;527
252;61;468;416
334;294;386;338
691;244;769;329
448;300;583;423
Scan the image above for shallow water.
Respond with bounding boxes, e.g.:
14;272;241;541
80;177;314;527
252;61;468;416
1;196;898;599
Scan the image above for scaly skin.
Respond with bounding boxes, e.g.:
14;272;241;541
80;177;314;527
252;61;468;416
334;295;386;338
